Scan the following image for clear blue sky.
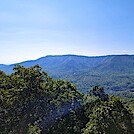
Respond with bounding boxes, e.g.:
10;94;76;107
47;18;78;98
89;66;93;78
0;0;134;64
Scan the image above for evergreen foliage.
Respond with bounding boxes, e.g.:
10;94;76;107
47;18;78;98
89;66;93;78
0;65;134;134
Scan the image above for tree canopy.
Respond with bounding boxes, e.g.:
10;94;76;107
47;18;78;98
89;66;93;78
0;65;134;134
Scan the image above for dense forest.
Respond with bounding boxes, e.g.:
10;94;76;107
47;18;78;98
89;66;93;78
0;55;134;98
0;65;134;134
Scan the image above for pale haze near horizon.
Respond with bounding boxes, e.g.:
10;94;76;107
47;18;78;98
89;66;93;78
0;0;134;64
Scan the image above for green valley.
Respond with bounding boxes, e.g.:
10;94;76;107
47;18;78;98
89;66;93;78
0;65;134;134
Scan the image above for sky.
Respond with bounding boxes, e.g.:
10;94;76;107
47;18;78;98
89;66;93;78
0;0;134;64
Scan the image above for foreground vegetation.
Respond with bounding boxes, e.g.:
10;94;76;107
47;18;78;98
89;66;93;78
0;65;134;134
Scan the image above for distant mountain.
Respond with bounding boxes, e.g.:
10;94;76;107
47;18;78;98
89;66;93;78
0;55;104;74
0;54;134;95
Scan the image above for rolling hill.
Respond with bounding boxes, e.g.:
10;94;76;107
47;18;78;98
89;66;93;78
0;54;134;96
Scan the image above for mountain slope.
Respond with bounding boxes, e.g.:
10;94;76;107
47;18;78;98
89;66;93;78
0;55;106;74
94;55;134;73
0;54;134;95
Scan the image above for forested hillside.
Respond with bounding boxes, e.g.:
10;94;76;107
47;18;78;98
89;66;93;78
0;65;134;134
1;55;134;75
0;55;134;98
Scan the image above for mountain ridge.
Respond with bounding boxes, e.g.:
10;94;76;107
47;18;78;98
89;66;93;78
1;54;134;77
1;54;132;65
0;54;134;94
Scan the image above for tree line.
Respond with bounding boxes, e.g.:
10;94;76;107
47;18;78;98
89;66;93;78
0;65;134;134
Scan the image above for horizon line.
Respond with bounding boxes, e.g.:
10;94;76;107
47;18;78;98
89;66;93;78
1;53;134;65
